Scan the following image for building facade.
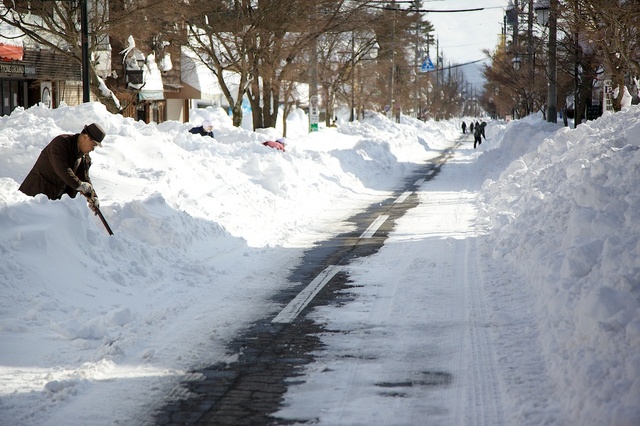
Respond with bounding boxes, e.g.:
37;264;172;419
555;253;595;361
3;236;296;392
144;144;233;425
0;42;83;115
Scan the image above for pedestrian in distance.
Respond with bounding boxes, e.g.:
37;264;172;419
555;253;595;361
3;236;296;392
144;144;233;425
480;121;487;139
470;121;474;133
262;137;286;152
461;121;467;134
473;122;483;149
19;123;105;213
189;119;214;138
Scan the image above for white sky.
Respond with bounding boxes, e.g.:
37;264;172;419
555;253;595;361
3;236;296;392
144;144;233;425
425;0;508;89
1;103;639;425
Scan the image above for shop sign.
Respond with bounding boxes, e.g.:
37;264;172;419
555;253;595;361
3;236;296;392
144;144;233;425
0;63;25;75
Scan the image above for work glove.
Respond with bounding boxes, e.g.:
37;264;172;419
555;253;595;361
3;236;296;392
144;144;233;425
76;181;93;195
87;194;100;214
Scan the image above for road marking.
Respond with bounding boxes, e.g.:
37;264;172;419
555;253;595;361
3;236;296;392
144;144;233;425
414;178;425;186
426;169;435;176
272;265;342;324
394;191;412;204
360;214;389;239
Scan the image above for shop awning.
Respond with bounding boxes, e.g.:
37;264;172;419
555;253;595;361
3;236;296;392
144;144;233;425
0;43;24;61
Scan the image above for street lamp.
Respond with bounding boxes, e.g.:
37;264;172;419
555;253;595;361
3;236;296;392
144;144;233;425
133;50;146;69
534;0;550;25
512;56;522;70
124;49;146;86
535;0;557;123
369;43;379;60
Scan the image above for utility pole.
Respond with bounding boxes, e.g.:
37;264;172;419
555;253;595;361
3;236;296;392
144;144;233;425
390;0;397;122
513;0;519;52
435;37;439;93
80;0;90;102
350;32;355;122
573;0;580;127
309;26;319;131
414;1;420;118
527;0;534;115
547;0;557;123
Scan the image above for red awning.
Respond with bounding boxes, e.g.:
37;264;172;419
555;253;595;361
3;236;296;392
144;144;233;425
0;43;24;61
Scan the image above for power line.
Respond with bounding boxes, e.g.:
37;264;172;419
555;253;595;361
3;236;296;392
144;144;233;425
444;58;488;69
372;5;486;12
441;40;499;48
365;4;505;13
408;57;487;72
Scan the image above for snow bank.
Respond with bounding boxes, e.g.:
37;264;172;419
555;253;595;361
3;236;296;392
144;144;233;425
479;107;640;425
0;102;445;425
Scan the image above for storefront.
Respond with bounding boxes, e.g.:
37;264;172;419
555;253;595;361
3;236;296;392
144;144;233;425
0;44;82;116
0;68;27;116
137;91;166;123
0;43;29;116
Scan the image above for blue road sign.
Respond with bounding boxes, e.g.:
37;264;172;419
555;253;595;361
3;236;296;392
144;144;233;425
421;57;435;73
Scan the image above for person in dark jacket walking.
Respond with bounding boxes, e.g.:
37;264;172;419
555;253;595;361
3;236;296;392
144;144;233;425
473;122;483;149
189;119;214;138
461;121;467;134
19;123;105;212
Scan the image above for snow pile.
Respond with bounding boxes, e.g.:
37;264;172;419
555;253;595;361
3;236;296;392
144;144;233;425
479;107;640;425
0;102;448;425
1;99;639;425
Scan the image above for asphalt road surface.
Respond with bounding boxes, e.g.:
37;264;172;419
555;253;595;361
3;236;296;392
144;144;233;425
154;145;472;425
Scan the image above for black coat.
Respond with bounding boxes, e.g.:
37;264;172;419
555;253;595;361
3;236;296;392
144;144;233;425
19;134;91;200
189;126;214;138
474;125;483;140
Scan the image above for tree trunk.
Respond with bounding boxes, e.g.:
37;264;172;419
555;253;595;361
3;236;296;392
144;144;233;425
231;102;243;127
281;107;288;137
248;78;264;130
261;80;278;129
612;74;626;112
90;67;122;114
323;85;332;127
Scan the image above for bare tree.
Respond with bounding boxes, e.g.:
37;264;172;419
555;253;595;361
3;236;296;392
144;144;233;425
184;1;425;130
0;0;179;114
185;0;356;129
562;0;640;112
1;0;460;124
1;1;113;110
482;43;548;120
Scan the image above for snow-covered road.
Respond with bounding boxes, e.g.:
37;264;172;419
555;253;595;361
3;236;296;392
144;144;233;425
3;104;638;425
275;144;498;424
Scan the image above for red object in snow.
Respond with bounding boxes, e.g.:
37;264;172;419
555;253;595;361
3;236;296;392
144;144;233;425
262;141;285;152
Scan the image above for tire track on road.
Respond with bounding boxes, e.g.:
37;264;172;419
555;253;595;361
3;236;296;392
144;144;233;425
464;222;506;425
